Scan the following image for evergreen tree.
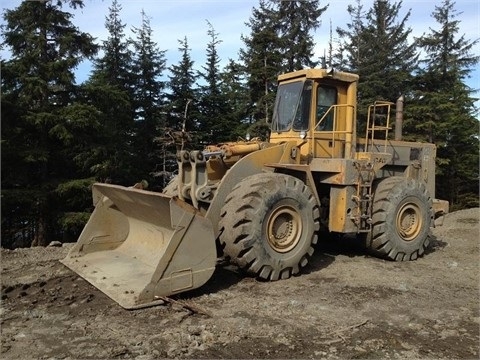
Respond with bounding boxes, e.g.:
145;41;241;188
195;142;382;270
239;0;281;123
198;21;235;144
240;0;326;124
220;59;253;139
407;0;479;209
166;37;199;149
334;0;367;71
1;0;97;247
130;10;167;189
362;0;418;102
275;0;327;72
92;0;132;89
84;0;136;184
335;0;418;119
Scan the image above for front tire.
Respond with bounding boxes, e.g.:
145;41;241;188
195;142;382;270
219;173;320;280
366;177;433;261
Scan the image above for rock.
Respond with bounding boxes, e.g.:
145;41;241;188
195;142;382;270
398;283;408;291
48;241;63;247
447;261;458;269
81;294;94;303
14;332;27;340
134;355;153;360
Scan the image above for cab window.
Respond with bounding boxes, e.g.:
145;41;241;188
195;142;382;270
316;86;337;131
271;81;303;132
292;80;313;131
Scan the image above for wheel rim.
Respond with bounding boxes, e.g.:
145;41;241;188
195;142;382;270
266;205;302;253
396;202;422;241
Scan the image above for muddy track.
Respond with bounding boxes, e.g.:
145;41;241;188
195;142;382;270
1;208;479;359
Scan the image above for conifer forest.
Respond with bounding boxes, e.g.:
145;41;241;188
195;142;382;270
1;0;478;248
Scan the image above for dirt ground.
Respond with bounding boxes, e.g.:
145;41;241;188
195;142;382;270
1;208;479;359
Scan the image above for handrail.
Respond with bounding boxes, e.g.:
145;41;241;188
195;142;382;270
365;101;393;153
313;104;355;158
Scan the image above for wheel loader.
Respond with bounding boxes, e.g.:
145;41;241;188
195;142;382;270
61;68;449;309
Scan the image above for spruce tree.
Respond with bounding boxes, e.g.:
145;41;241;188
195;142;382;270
198;21;235;144
240;0;326;125
334;0;367;71
84;0;136;185
130;10;167;189
361;0;418;102
239;0;281;123
92;0;132;88
335;0;418;119
166;37;199;148
220;59;253;139
1;0;97;246
407;0;479;209
275;0;327;72
158;37;198;185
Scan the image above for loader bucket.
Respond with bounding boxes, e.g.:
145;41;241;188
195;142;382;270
61;183;217;309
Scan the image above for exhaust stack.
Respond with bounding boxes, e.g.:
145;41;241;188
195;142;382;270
395;95;404;141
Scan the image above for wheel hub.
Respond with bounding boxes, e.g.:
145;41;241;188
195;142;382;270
267;205;302;253
396;203;422;241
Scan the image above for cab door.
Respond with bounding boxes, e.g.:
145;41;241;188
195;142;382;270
312;84;344;158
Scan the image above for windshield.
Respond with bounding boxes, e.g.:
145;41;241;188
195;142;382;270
271;80;304;132
272;80;313;132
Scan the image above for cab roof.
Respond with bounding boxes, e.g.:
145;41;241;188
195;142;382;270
277;68;359;83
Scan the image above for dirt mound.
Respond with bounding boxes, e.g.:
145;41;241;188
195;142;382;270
1;209;479;359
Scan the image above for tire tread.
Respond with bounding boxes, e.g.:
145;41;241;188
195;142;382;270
219;173;319;280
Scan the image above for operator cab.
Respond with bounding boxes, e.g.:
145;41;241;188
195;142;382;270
269;68;358;160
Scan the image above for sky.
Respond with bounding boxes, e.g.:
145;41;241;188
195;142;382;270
1;0;479;109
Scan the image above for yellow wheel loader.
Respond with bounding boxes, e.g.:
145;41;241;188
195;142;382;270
62;68;449;309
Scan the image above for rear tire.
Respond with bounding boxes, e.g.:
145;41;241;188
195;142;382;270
219;173;320;280
366;177;433;261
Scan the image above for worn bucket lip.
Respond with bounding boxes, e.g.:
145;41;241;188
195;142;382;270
60;250;155;309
